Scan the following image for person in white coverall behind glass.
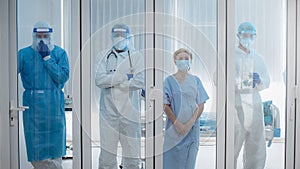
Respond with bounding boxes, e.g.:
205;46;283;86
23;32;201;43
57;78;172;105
234;22;270;169
95;23;144;169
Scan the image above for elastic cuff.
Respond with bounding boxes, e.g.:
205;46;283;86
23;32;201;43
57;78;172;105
43;55;51;61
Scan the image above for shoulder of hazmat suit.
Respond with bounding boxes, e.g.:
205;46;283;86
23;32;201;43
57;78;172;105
18;45;69;162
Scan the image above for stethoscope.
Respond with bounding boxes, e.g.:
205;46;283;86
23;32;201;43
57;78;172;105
106;49;133;73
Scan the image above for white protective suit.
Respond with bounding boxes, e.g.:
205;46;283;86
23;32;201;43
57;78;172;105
234;47;270;169
95;48;144;169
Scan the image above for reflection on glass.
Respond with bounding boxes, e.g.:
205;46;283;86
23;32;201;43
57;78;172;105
91;1;145;168
235;1;287;168
18;21;70;168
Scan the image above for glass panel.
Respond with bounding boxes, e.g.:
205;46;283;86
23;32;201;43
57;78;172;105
234;1;286;168
160;1;217;168
17;0;74;168
91;1;145;168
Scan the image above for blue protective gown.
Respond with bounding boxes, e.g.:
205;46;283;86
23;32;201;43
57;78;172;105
163;74;209;169
18;46;69;162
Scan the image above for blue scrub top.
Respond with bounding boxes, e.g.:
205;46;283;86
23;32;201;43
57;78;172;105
18;46;69;162
163;74;209;149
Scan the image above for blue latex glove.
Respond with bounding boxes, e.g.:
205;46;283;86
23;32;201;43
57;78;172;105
253;72;261;88
38;40;50;58
267;140;272;147
141;89;145;97
127;73;133;80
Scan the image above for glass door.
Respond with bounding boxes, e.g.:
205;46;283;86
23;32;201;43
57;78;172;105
15;0;77;168
153;0;219;168
90;1;146;168
231;0;293;168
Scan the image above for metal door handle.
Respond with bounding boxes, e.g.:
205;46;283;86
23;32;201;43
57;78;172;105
10;106;29;112
9;100;29;126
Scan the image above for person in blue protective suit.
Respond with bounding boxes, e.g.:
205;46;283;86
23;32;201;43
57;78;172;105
18;21;69;169
163;48;209;169
234;22;270;169
95;23;144;169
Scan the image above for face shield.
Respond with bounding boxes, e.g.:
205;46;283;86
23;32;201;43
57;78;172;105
32;21;54;51
237;22;257;49
111;24;130;51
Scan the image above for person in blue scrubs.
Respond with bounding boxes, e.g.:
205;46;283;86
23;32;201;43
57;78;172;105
163;48;209;169
18;21;69;169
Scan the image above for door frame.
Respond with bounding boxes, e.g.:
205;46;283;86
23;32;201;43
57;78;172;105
295;0;300;168
286;0;297;168
7;0;19;168
4;0;83;169
0;0;13;168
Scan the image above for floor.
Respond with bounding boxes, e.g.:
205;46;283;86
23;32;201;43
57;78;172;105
62;141;284;169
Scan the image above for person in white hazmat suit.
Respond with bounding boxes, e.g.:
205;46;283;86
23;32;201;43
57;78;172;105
95;23;144;169
234;22;270;169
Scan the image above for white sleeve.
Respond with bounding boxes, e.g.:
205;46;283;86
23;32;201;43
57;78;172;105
95;56;127;88
119;52;144;91
255;55;270;91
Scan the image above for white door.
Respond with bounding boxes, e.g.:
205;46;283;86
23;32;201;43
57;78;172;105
151;0;225;168
8;0;80;169
227;0;298;168
81;0;149;168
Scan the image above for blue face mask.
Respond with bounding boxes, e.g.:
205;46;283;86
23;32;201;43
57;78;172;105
240;37;254;49
175;60;190;71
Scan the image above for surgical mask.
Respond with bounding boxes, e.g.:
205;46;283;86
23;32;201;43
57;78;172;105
240;37;253;49
113;37;128;51
175;60;190;71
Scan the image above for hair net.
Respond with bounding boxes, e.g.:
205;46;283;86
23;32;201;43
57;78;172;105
237;22;256;37
32;21;54;51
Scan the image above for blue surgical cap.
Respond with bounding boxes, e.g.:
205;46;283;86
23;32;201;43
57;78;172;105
238;22;256;36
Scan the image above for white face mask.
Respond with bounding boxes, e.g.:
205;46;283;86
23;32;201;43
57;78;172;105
175;60;190;71
240;37;254;49
113;37;128;51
